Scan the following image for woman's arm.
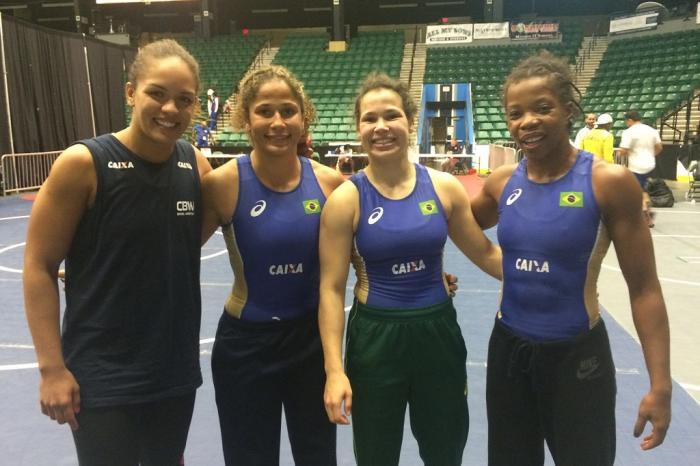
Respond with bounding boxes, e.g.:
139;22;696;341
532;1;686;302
201;159;238;245
432;170;502;280
469;164;514;229
194;146;213;180
23;145;96;431
594;161;671;450
318;181;358;425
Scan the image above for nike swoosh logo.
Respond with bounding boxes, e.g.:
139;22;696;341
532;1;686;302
576;359;601;381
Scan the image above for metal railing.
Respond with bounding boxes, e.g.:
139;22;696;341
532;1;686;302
1;151;62;196
407;25;420;87
660;91;698;144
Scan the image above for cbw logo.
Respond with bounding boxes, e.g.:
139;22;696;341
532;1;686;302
177;161;193;170
176;200;195;216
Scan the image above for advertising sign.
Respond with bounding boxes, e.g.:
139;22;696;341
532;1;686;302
473;22;510;40
609;12;659;34
510;21;559;40
426;24;473;45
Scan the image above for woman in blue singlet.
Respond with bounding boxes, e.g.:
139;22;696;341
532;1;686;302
318;73;502;465
201;65;345;466
23;39;211;466
470;51;671;465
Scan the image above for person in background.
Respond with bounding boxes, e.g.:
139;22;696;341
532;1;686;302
574;113;596;149
449;136;463;154
471;51;671;466
319;73;502;466
193;118;212;149
23;39;211;466
299;134;320;162
335;145;353;174
582;113;614;163
618;110;663;228
207;88;220;130
441;136;463;172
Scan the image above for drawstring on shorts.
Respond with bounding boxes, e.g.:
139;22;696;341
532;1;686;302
507;338;541;390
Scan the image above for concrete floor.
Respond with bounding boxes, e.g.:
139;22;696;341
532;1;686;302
598;187;700;404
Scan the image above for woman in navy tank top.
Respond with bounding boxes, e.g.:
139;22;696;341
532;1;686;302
318;73;502;465
24;40;212;465
470;51;671;465
201;66;346;465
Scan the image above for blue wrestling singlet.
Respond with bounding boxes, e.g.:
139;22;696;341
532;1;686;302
223;155;326;321
350;163;449;309
497;151;612;340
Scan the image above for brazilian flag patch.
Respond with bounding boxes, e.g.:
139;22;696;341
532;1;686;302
303;199;321;214
559;192;583;208
419;200;439;215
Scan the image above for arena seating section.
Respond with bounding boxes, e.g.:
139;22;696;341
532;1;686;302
178;23;700;150
277;32;403;146
178;35;266;114
580;29;700;142
423;22;583;145
213;32;403;149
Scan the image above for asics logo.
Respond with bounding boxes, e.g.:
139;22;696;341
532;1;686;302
506;188;522;205
368;207;384;225
250;200;266;217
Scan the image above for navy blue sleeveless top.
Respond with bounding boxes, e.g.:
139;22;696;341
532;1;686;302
497;151;611;340
223;155;326;321
63;134;202;407
350;164;449;309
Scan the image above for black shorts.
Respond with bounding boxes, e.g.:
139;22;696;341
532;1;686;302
72;391;196;466
211;311;336;466
486;318;616;466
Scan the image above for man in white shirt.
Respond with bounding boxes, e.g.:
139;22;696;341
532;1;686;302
573;113;596;149
619;110;662;227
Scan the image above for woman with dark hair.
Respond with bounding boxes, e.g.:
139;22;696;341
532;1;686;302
471;51;671;465
24;39;211;465
319;73;502;465
202;65;345;465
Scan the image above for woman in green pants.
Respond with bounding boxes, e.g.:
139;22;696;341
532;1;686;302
318;73;502;465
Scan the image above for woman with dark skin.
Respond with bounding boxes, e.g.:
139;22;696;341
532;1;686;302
470;51;671;465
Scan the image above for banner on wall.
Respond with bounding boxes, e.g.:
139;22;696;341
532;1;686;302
473;22;510;40
425;24;473;45
509;21;559;40
609;12;659;34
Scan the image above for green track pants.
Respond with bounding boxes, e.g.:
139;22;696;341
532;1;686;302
345;299;469;466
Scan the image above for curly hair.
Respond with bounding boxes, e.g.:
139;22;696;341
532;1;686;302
231;65;316;135
353;72;417;126
128;39;200;93
502;51;582;128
